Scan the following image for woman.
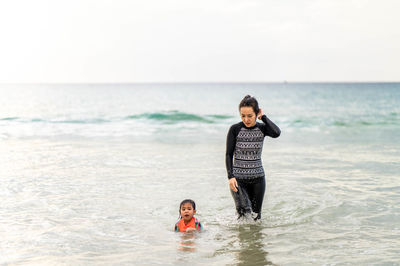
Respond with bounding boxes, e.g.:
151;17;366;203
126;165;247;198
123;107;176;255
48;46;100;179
226;95;280;220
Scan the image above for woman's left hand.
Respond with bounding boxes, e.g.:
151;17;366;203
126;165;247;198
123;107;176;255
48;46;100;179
257;108;264;120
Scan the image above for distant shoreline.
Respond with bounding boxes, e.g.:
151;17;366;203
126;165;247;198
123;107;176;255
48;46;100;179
1;81;400;86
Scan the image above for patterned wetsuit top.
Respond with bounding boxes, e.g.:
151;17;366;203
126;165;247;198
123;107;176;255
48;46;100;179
225;115;280;182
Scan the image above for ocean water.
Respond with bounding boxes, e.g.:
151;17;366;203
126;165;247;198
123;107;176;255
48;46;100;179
0;83;399;265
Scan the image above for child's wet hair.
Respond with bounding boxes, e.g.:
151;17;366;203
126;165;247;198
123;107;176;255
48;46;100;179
179;199;196;213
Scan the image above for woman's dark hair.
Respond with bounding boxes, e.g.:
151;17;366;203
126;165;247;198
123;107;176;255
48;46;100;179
239;95;260;115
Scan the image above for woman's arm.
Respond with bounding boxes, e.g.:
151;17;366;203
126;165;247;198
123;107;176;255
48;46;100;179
225;124;237;179
258;109;281;138
226;124;239;192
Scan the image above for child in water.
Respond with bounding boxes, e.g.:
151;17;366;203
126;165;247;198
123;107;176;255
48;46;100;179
174;199;203;232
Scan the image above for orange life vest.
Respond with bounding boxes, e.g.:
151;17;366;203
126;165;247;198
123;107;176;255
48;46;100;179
174;217;202;232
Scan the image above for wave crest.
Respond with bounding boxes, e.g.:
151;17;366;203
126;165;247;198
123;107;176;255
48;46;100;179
0;111;234;125
127;111;233;124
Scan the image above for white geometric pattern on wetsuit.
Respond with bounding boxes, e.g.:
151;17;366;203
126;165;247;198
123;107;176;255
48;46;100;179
233;127;265;180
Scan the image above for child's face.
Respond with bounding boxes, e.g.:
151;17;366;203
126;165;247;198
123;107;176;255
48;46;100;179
180;203;196;223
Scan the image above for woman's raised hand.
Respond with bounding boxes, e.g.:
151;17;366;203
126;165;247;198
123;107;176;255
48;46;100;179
257;108;264;120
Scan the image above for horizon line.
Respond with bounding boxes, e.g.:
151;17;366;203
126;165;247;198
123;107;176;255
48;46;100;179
1;81;400;85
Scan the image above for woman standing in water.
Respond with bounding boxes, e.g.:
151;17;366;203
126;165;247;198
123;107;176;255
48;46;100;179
226;95;281;220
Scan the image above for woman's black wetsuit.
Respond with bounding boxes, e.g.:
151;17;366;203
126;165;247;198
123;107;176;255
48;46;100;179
226;115;280;219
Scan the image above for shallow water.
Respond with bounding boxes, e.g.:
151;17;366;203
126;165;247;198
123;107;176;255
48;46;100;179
1;83;399;265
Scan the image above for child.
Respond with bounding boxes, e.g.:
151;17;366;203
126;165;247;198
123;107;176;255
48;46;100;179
174;199;203;232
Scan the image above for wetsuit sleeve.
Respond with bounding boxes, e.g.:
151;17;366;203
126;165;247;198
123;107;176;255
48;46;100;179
260;115;281;138
225;124;237;179
174;223;179;232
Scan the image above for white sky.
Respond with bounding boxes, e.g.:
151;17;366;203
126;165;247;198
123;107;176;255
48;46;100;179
0;0;399;83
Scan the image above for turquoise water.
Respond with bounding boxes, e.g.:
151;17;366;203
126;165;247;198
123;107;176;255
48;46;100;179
0;83;399;265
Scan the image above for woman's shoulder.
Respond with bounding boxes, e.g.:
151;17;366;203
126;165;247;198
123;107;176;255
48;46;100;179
229;121;243;130
228;122;243;135
255;121;264;128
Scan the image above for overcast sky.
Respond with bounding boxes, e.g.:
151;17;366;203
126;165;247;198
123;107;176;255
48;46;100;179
0;0;399;83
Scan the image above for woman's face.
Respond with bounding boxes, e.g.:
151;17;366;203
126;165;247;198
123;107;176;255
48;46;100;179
240;106;257;127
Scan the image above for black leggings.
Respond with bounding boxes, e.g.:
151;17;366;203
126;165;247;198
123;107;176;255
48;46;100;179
230;177;266;220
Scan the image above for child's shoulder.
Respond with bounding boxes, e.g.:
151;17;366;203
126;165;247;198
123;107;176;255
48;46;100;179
194;217;203;230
